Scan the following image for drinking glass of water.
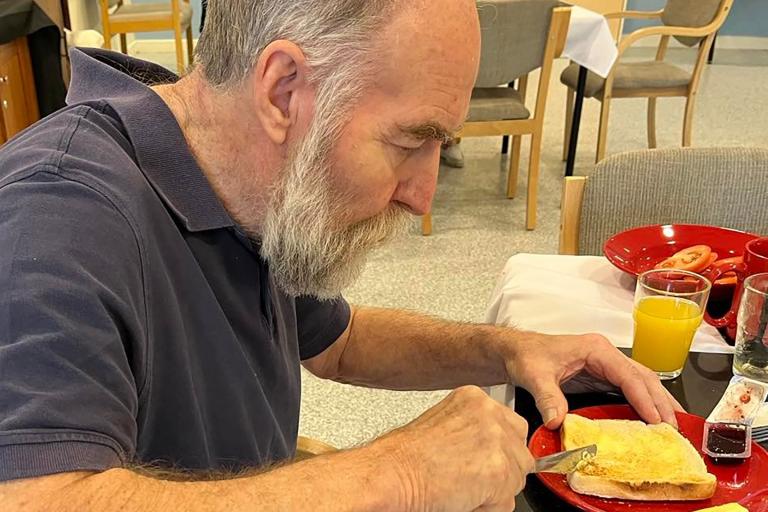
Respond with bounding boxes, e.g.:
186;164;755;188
733;273;768;383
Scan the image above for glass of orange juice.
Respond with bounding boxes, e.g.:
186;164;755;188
632;269;712;380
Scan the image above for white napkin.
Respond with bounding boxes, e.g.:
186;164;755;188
561;5;619;79
486;254;732;354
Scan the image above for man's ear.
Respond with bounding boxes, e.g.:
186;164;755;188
252;40;311;145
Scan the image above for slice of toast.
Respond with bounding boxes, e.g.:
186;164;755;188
561;414;717;501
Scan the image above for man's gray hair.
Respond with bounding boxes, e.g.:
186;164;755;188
197;1;401;161
197;0;398;88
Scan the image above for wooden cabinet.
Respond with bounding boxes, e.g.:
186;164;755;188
0;38;40;145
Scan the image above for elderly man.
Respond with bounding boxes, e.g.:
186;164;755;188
0;0;680;510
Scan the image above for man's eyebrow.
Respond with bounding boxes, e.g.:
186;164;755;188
399;123;461;145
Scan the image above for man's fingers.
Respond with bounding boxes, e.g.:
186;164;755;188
666;387;686;413
634;362;684;427
499;406;530;441
496;436;534;496
603;356;689;427
508;438;535;478
641;370;678;428
598;355;662;424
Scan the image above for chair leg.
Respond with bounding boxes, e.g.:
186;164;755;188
421;214;432;236
647;98;657;149
525;132;542;231
119;34;128;54
103;26;113;50
563;87;574;161
682;94;696;147
186;26;195;66
174;26;185;74
595;98;611;163
507;135;523;199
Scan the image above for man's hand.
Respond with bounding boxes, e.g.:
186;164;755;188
377;385;534;512
506;333;684;430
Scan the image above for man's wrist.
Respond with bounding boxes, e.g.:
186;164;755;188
488;326;545;386
361;432;420;511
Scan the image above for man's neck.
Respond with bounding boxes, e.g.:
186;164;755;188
152;73;279;233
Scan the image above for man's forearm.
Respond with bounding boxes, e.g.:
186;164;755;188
318;307;526;390
2;443;409;512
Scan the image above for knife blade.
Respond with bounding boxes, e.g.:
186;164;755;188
534;444;597;474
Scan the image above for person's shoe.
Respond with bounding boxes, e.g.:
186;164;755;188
440;144;465;168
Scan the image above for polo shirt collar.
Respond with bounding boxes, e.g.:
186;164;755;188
66;48;234;232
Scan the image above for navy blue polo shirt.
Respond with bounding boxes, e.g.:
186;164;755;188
0;48;351;481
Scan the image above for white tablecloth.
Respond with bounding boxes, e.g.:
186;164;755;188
486;254;732;407
562;5;618;78
486;254;732;354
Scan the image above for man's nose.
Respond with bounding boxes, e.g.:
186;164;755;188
390;149;441;216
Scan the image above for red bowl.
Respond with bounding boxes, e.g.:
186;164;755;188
603;224;759;293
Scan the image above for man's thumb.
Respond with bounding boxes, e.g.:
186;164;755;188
530;379;568;430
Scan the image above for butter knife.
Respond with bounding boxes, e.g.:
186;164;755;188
534;444;597;474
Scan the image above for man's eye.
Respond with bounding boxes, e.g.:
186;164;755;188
396;143;423;154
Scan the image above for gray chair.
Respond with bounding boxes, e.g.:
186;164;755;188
559;147;768;255
423;0;571;234
560;0;734;165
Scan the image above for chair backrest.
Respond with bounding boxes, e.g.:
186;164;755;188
475;0;560;87
662;0;728;47
574;147;768;256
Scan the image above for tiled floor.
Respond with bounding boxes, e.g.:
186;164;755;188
135;46;768;448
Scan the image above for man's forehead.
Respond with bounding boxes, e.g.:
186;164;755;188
376;0;480;79
359;0;479;138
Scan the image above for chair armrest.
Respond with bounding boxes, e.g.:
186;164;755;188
603;9;663;20
617;24;715;57
295;436;338;461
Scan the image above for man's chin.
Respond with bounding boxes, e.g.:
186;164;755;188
264;205;412;299
271;254;369;300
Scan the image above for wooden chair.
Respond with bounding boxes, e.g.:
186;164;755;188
421;1;571;235
559;147;768;256
560;0;734;164
98;0;194;73
294;436;338;462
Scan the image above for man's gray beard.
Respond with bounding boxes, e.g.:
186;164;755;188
259;120;413;300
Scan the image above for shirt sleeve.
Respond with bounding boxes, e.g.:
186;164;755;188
0;171;146;482
295;296;351;360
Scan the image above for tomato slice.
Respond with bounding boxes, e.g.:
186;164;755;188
715;274;738;286
654;245;713;272
703;252;718;270
713;256;743;268
711;256;743;286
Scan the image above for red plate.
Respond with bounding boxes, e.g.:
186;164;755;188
529;405;768;512
603;224;759;301
603;224;758;279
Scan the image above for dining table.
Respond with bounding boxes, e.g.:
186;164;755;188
484;253;767;512
560;5;619;178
